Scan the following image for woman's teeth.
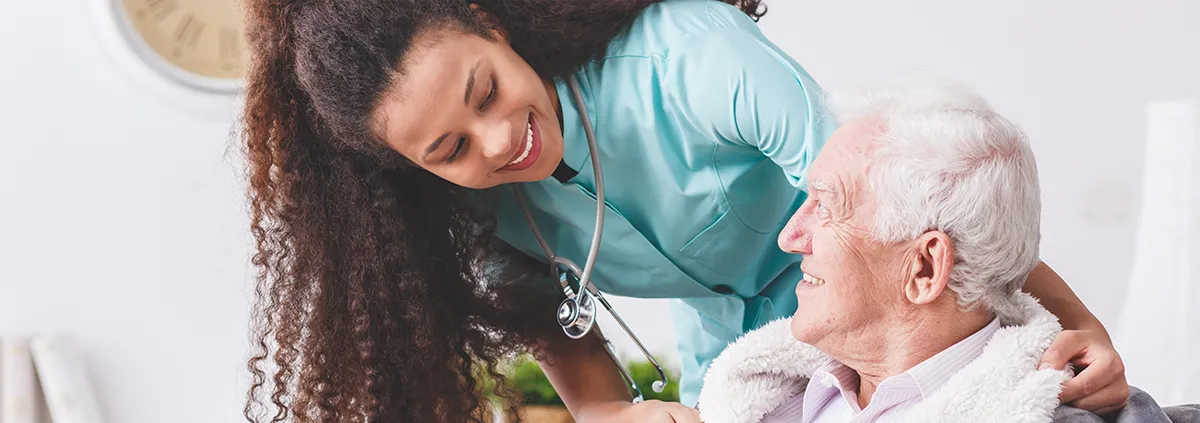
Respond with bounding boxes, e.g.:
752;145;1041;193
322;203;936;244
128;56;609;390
802;273;826;285
509;122;534;166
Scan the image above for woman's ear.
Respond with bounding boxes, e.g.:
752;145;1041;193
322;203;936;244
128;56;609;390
903;231;955;305
469;3;510;43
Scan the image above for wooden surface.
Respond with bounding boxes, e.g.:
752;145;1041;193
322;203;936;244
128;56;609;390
517;405;574;423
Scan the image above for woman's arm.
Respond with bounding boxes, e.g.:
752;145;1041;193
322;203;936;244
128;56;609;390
538;333;700;422
1023;261;1110;338
538;333;630;415
1022;261;1130;415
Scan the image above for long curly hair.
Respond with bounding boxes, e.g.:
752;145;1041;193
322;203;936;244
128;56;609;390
240;1;767;422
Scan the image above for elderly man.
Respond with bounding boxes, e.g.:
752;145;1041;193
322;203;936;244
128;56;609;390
696;73;1200;423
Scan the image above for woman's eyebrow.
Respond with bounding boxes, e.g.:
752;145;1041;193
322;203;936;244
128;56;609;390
422;60;484;161
424;133;450;160
463;59;481;105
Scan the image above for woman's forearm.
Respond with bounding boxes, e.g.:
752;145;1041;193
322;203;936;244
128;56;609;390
1022;260;1110;340
538;333;632;419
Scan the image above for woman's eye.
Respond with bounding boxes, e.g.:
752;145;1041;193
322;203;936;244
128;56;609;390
479;79;497;111
446;137;466;163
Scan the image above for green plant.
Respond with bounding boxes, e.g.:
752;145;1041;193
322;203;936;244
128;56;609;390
508;356;564;406
628;360;680;403
494;355;681;406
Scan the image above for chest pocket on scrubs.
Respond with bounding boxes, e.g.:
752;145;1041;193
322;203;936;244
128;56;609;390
571;185;715;299
679;208;773;285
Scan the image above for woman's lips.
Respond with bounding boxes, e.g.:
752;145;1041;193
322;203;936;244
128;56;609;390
502;113;541;171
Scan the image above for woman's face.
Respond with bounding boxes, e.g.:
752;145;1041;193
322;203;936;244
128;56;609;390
372;24;565;189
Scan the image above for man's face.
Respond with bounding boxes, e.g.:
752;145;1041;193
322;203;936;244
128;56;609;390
778;118;911;349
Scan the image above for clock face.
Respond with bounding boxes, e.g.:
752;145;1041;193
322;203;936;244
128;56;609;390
117;0;248;83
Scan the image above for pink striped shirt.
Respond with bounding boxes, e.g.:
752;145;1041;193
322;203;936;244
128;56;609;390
762;317;1001;423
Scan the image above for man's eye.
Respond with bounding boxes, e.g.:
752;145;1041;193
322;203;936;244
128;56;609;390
815;202;830;217
446;137;466;163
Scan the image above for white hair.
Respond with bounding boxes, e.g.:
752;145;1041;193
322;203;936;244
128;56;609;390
824;72;1042;323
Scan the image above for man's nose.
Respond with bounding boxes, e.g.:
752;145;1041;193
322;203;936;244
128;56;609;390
778;209;812;254
474;119;513;163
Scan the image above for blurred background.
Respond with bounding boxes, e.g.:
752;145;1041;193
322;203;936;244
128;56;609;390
1;0;1196;422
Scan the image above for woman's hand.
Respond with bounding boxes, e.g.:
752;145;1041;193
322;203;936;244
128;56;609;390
1022;261;1130;415
1040;328;1130;415
577;400;702;423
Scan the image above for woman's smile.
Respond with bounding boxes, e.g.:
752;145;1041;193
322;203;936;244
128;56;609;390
502;113;542;172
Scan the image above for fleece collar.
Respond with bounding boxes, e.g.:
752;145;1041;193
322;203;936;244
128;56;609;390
697;293;1072;423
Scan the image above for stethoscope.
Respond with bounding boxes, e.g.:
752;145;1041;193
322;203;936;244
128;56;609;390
512;74;668;403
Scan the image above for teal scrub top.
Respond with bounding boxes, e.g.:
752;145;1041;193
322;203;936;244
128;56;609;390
479;0;835;406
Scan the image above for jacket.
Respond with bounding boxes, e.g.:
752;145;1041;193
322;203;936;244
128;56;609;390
696;292;1200;423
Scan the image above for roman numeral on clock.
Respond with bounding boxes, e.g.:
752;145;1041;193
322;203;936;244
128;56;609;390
219;27;239;59
175;13;205;48
144;0;177;22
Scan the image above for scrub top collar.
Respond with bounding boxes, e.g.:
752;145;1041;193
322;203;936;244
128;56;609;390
553;72;599;183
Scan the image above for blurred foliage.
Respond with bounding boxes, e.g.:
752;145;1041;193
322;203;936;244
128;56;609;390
628;360;679;403
509;357;564;406
493;355;680;406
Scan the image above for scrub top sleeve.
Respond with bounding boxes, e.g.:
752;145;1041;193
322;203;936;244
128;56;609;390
664;28;835;189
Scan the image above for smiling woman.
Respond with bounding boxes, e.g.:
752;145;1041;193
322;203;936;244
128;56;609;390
370;23;567;189
240;1;769;422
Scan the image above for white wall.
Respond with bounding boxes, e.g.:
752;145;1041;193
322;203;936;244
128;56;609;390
1;1;251;423
758;0;1200;326
1;1;1197;422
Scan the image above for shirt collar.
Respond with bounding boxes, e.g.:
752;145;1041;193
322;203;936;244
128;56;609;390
801;358;862;422
801;317;1002;409
905;317;1002;398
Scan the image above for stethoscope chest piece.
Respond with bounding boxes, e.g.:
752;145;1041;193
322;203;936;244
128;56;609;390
557;271;598;339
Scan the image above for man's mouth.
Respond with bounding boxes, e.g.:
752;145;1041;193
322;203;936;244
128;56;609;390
502;114;541;171
801;272;826;286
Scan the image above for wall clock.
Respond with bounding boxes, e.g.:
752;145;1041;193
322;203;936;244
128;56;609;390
90;0;249;116
112;0;248;93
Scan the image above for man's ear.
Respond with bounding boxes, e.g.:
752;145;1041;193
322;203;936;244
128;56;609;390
469;3;510;43
904;231;955;305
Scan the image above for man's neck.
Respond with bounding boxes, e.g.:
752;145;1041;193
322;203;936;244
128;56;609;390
836;309;994;409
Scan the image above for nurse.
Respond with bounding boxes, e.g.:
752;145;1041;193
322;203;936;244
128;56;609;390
239;0;1129;422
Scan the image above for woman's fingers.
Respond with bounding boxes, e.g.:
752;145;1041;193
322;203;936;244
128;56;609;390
1067;377;1130;415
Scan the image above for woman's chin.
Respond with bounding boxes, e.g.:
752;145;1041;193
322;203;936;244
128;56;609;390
524;161;558;182
498;163;553;185
493;140;564;185
528;144;565;181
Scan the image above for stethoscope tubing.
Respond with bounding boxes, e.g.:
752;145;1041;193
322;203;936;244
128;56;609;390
511;74;668;401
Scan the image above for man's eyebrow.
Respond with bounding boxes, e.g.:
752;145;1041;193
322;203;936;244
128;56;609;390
464;59;481;105
809;180;834;194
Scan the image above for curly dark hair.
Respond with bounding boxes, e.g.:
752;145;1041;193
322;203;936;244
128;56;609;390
240;1;767;422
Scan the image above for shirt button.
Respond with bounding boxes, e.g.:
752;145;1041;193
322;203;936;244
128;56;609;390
822;374;838;387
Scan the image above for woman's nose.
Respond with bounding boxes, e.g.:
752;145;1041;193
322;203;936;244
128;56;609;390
474;119;513;164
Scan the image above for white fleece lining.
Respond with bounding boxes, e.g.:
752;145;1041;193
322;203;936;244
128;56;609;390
697;292;1073;423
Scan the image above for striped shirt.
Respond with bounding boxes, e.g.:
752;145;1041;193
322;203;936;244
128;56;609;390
763;318;1001;423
